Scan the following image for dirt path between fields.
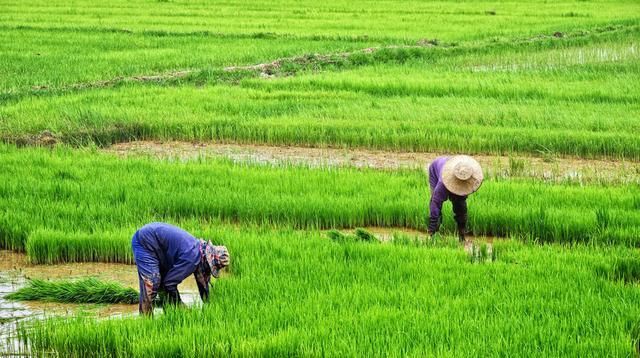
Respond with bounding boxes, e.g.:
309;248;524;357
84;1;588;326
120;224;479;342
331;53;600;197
29;43;439;92
222;43;438;77
27;25;622;93
106;141;639;184
30;70;194;92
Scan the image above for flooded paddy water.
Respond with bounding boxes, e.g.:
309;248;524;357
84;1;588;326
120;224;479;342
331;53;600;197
334;227;496;258
0;250;201;355
0;229;498;355
107;141;640;184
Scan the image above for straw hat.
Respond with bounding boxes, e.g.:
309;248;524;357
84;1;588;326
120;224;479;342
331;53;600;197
441;155;484;196
204;243;230;278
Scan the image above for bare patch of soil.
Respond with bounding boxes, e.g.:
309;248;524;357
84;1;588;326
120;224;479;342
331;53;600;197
29;43;436;93
223;43;435;77
31;70;193;92
12;130;59;147
106;141;639;183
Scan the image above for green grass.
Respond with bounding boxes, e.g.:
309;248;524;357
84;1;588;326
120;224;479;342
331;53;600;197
0;145;638;265
2;24;638;158
6;278;138;304
3;0;638;40
15;227;640;356
597;255;640;284
2;1;639;356
5;1;637;98
0;27;388;95
26;229;134;264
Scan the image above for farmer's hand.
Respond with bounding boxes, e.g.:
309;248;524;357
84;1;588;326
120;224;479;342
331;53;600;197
166;290;184;307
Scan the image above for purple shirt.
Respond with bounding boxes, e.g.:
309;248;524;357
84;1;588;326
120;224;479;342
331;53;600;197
428;157;467;232
135;222;204;293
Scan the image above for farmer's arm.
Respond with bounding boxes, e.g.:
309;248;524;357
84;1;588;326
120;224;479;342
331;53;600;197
163;257;196;303
451;196;468;240
451;197;468;230
428;182;448;234
194;265;211;302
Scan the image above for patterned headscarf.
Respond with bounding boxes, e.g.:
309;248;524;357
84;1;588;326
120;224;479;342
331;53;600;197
204;242;230;278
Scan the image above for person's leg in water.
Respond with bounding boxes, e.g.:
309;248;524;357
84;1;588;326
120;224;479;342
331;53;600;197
131;232;161;315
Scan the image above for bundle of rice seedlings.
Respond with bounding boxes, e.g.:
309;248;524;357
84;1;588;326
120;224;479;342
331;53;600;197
6;278;138;304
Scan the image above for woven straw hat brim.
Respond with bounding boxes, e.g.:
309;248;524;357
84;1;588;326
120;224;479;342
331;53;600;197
441;155;484;196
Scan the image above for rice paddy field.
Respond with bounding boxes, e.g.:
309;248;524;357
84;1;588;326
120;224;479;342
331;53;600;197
1;0;639;356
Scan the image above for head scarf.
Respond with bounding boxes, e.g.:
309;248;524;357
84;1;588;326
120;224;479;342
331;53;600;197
204;242;230;278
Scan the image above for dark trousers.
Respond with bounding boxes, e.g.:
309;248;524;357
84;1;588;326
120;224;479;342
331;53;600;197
452;198;468;232
132;232;161;315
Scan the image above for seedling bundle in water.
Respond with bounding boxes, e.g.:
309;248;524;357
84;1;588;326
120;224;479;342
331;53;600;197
327;228;379;243
6;278;138;304
468;242;496;263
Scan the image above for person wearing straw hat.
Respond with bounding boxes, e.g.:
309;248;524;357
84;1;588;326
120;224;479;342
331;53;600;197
427;155;484;242
131;222;230;315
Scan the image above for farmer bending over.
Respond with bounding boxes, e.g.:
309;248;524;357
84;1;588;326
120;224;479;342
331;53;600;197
428;155;484;242
131;222;230;315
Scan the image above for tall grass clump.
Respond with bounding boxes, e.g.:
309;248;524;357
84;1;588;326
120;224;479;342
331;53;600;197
6;278;138;304
0;213;29;251
598;257;640;284
26;229;134;264
327;228;378;243
353;228;377;242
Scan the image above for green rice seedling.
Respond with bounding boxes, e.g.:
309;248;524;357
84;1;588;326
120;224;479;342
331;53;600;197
469;242;495;264
605;257;640;284
393;232;459;249
3;23;640;158
6;278;138;304
391;232;414;246
1;0;636;95
353;228;377;242
596;208;612;231
508;157;526;176
14;227;640;357
631;320;640;355
327;230;347;242
538;147;557;163
0;213;29;251
26;229;134;264
327;230;357;243
0;144;638;262
2;2;640;356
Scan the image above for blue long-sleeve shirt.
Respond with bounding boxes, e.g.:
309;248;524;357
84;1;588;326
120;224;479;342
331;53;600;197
428;157;467;233
135;222;206;295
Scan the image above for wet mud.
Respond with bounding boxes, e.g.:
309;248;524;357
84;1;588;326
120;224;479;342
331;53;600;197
106;141;639;184
0;250;201;355
332;226;499;247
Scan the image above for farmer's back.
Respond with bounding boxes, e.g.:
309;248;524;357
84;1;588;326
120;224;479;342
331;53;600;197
135;222;200;274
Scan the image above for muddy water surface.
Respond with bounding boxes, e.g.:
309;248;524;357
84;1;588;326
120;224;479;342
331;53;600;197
0;250;201;355
107;141;639;184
